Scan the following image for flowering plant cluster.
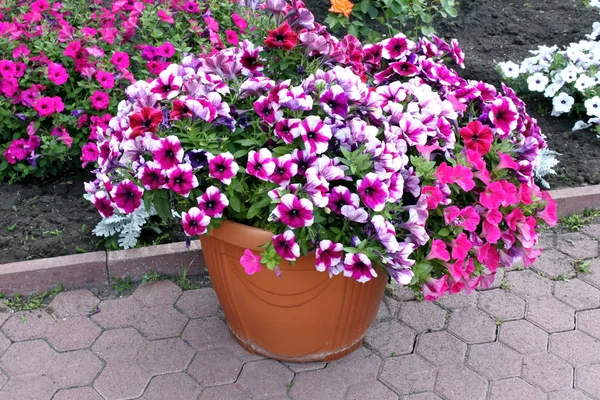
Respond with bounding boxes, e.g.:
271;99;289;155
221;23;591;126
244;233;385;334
325;0;457;42
0;0;243;182
497;6;600;135
85;0;556;299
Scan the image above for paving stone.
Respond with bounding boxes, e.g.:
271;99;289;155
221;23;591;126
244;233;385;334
175;288;220;318
526;297;575;333
580;259;600;290
403;393;442;400
283;361;327;373
182;316;236;352
327;347;382;382
91;297;141;330
92;328;145;363
578;309;600;340
554;279;600;310
344;381;397;400
557;232;598;260
488;377;546;400
0;370;7;390
133;280;182;307
548;389;593;400
0;339;57;376
140;373;202;400
48;350;104;387
398;301;447;333
375;297;398;321
477;289;525;321
0;332;10;357
48;289;100;318
576;363;600;399
467;342;522;380
447;308;496;344
532;249;575;278
140;338;195;376
365;319;416;357
550;330;600;367
53;387;104;400
416;331;466;366
522;352;573;392
505;270;552;300
435;292;477;310
582;223;600;240
46;317;102;351
290;368;348;400
434;365;488;400
379;354;436;395
133;305;188;340
498;320;548;354
187;348;245;386
1;310;54;341
478;269;505;290
238;359;294;399
93;363;150;400
0;309;11;328
199;383;253;400
0;375;56;400
386;283;417;301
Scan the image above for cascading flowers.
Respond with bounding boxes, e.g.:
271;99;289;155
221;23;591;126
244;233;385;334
85;0;556;299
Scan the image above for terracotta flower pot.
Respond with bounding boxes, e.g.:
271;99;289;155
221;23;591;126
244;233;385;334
200;220;388;362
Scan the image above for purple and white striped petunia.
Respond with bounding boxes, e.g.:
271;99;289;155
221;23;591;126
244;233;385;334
320;85;348;118
272;194;314;228
247;148;275;181
357;173;389;212
182;207;211;236
292;116;332;154
343;253;378;283
198;186;229;218
371;215;399;253
316;240;344;277
272;230;300;261
207;152;238;185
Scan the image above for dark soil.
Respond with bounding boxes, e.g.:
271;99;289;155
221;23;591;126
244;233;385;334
307;0;600;186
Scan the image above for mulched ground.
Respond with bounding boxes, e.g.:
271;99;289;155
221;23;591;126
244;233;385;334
1;0;597;263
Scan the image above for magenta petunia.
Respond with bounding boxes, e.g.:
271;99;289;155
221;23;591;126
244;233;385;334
422;276;449;301
112;180;143;214
489;97;518;138
272;230;300;261
182;207;211;236
328;186;360;214
270;155;298;186
80;143;99;168
273;194;314;228
274;118;300;144
92;191;115;218
167;164;198;198
138;161;167;190
253;96;282;125
316;240;344;277
293;116;332;155
111;51;130;69
47;62;68;85
96;71;115;90
435;162;475;191
343;253;377;283
319;85;348;118
90;90;110;110
152;136;184;170
357;173;389;212
451;233;472;261
207;152;238;185
247;148;275;181
198;186;229;218
240;249;261;275
426;239;451;262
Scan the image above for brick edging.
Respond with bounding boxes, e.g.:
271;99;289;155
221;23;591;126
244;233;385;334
0;184;599;295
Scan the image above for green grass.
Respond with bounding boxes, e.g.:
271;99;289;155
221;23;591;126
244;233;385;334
1;284;63;311
560;209;600;231
112;277;132;293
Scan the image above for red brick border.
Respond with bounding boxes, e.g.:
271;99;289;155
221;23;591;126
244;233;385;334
0;185;598;295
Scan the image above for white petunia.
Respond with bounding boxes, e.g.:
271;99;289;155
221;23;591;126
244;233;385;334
544;82;564;98
590;0;600;8
561;65;580;83
585;96;600;117
499;61;520;79
575;74;595;92
573;120;591;131
527;73;549;92
552;93;575;114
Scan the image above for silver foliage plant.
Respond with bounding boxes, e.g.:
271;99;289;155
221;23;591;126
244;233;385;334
534;148;560;189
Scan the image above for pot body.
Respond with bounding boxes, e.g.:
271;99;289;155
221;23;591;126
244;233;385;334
200;220;387;362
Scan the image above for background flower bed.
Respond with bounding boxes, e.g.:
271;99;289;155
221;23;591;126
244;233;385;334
0;0;591;263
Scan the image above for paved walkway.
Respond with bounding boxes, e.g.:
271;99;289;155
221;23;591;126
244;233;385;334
1;225;600;400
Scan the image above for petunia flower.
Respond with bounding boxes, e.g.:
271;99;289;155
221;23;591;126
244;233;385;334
273;194;314;228
92;191;115;218
295;115;332;155
247;148;275;181
272;230;300;261
138;161;167;190
264;22;297;50
422;276;449;301
112;180;143;214
207;152;238;185
182;207;211;236
320;85;348;118
274;118;300;144
111;51;130;69
451;233;472;260
90;90;110;110
240;249;261;275
167;164;199;198
459;121;493;155
371;215;399;253
152;136;184;170
96;71;115;90
357;173;389;212
435;162;475;191
270;155;298;186
80;143;99;168
341;205;369;223
328;186;360;214
47;62;68;85
489;97;518;137
198;186;229;218
316;240;344;277
343;253;377;283
426;239;450;262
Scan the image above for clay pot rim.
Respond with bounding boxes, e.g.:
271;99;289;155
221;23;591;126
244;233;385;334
206;219;274;251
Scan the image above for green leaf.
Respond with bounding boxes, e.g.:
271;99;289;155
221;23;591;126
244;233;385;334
233;149;248;158
368;5;378;18
360;0;371;13
153;190;173;222
229;193;242;213
246;197;272;219
348;23;359;37
438;228;450;237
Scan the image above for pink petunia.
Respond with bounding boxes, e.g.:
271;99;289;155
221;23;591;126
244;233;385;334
316;240;344;277
96;71;115;90
489;97;518;138
477;243;500;272
422;276;449;301
459;120;493;155
436;162;475;191
357;173;389;212
422;185;445;210
272;230;300;261
90;90;110;110
343;253;377;283
232;12;247;32
426;239;451;262
225;30;239;46
157;9;175;24
47;62;69;85
167;164;199;198
111;51;130;69
451;233;472;260
112;180;143;214
207;152;238;185
152;136;184;170
240;249;261;275
247;148;275;181
182;207;211;236
538;191;557;227
273;194;314;228
198;186;229;218
80;143;99;168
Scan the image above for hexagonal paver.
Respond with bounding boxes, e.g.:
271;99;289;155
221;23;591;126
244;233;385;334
435;365;488;400
133;280;182;307
140;373;202;400
576;363;600;399
0;340;57;376
175;288;220;318
404;393;443;400
0;375;57;400
92;328;145;363
505;270;552;299
554;279;600;311
582;223;600;240
488;377;546;400
133;305;188;340
477;289;525;321
290;368;348;400
416;331;467;366
379;354;436;395
48;350;104;387
447;308;496;344
199;383;254;400
532;249;574;278
435;292;477;310
386;283;417;301
0;332;10;357
327;347;382;382
551;330;600;367
345;381;397;400
94;363;150;400
557;232;598;260
140;338;195;376
237;359;293;399
53;386;104;400
522;352;573;392
398;301;447;333
187;348;245;387
48;289;100;318
284;361;326;373
526;297;575;333
467;342;522;380
578;309;600;340
1;311;54;341
46;317;102;351
499;320;548;354
91;297;142;330
365;319;416;356
182;316;236;352
548;389;593;400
